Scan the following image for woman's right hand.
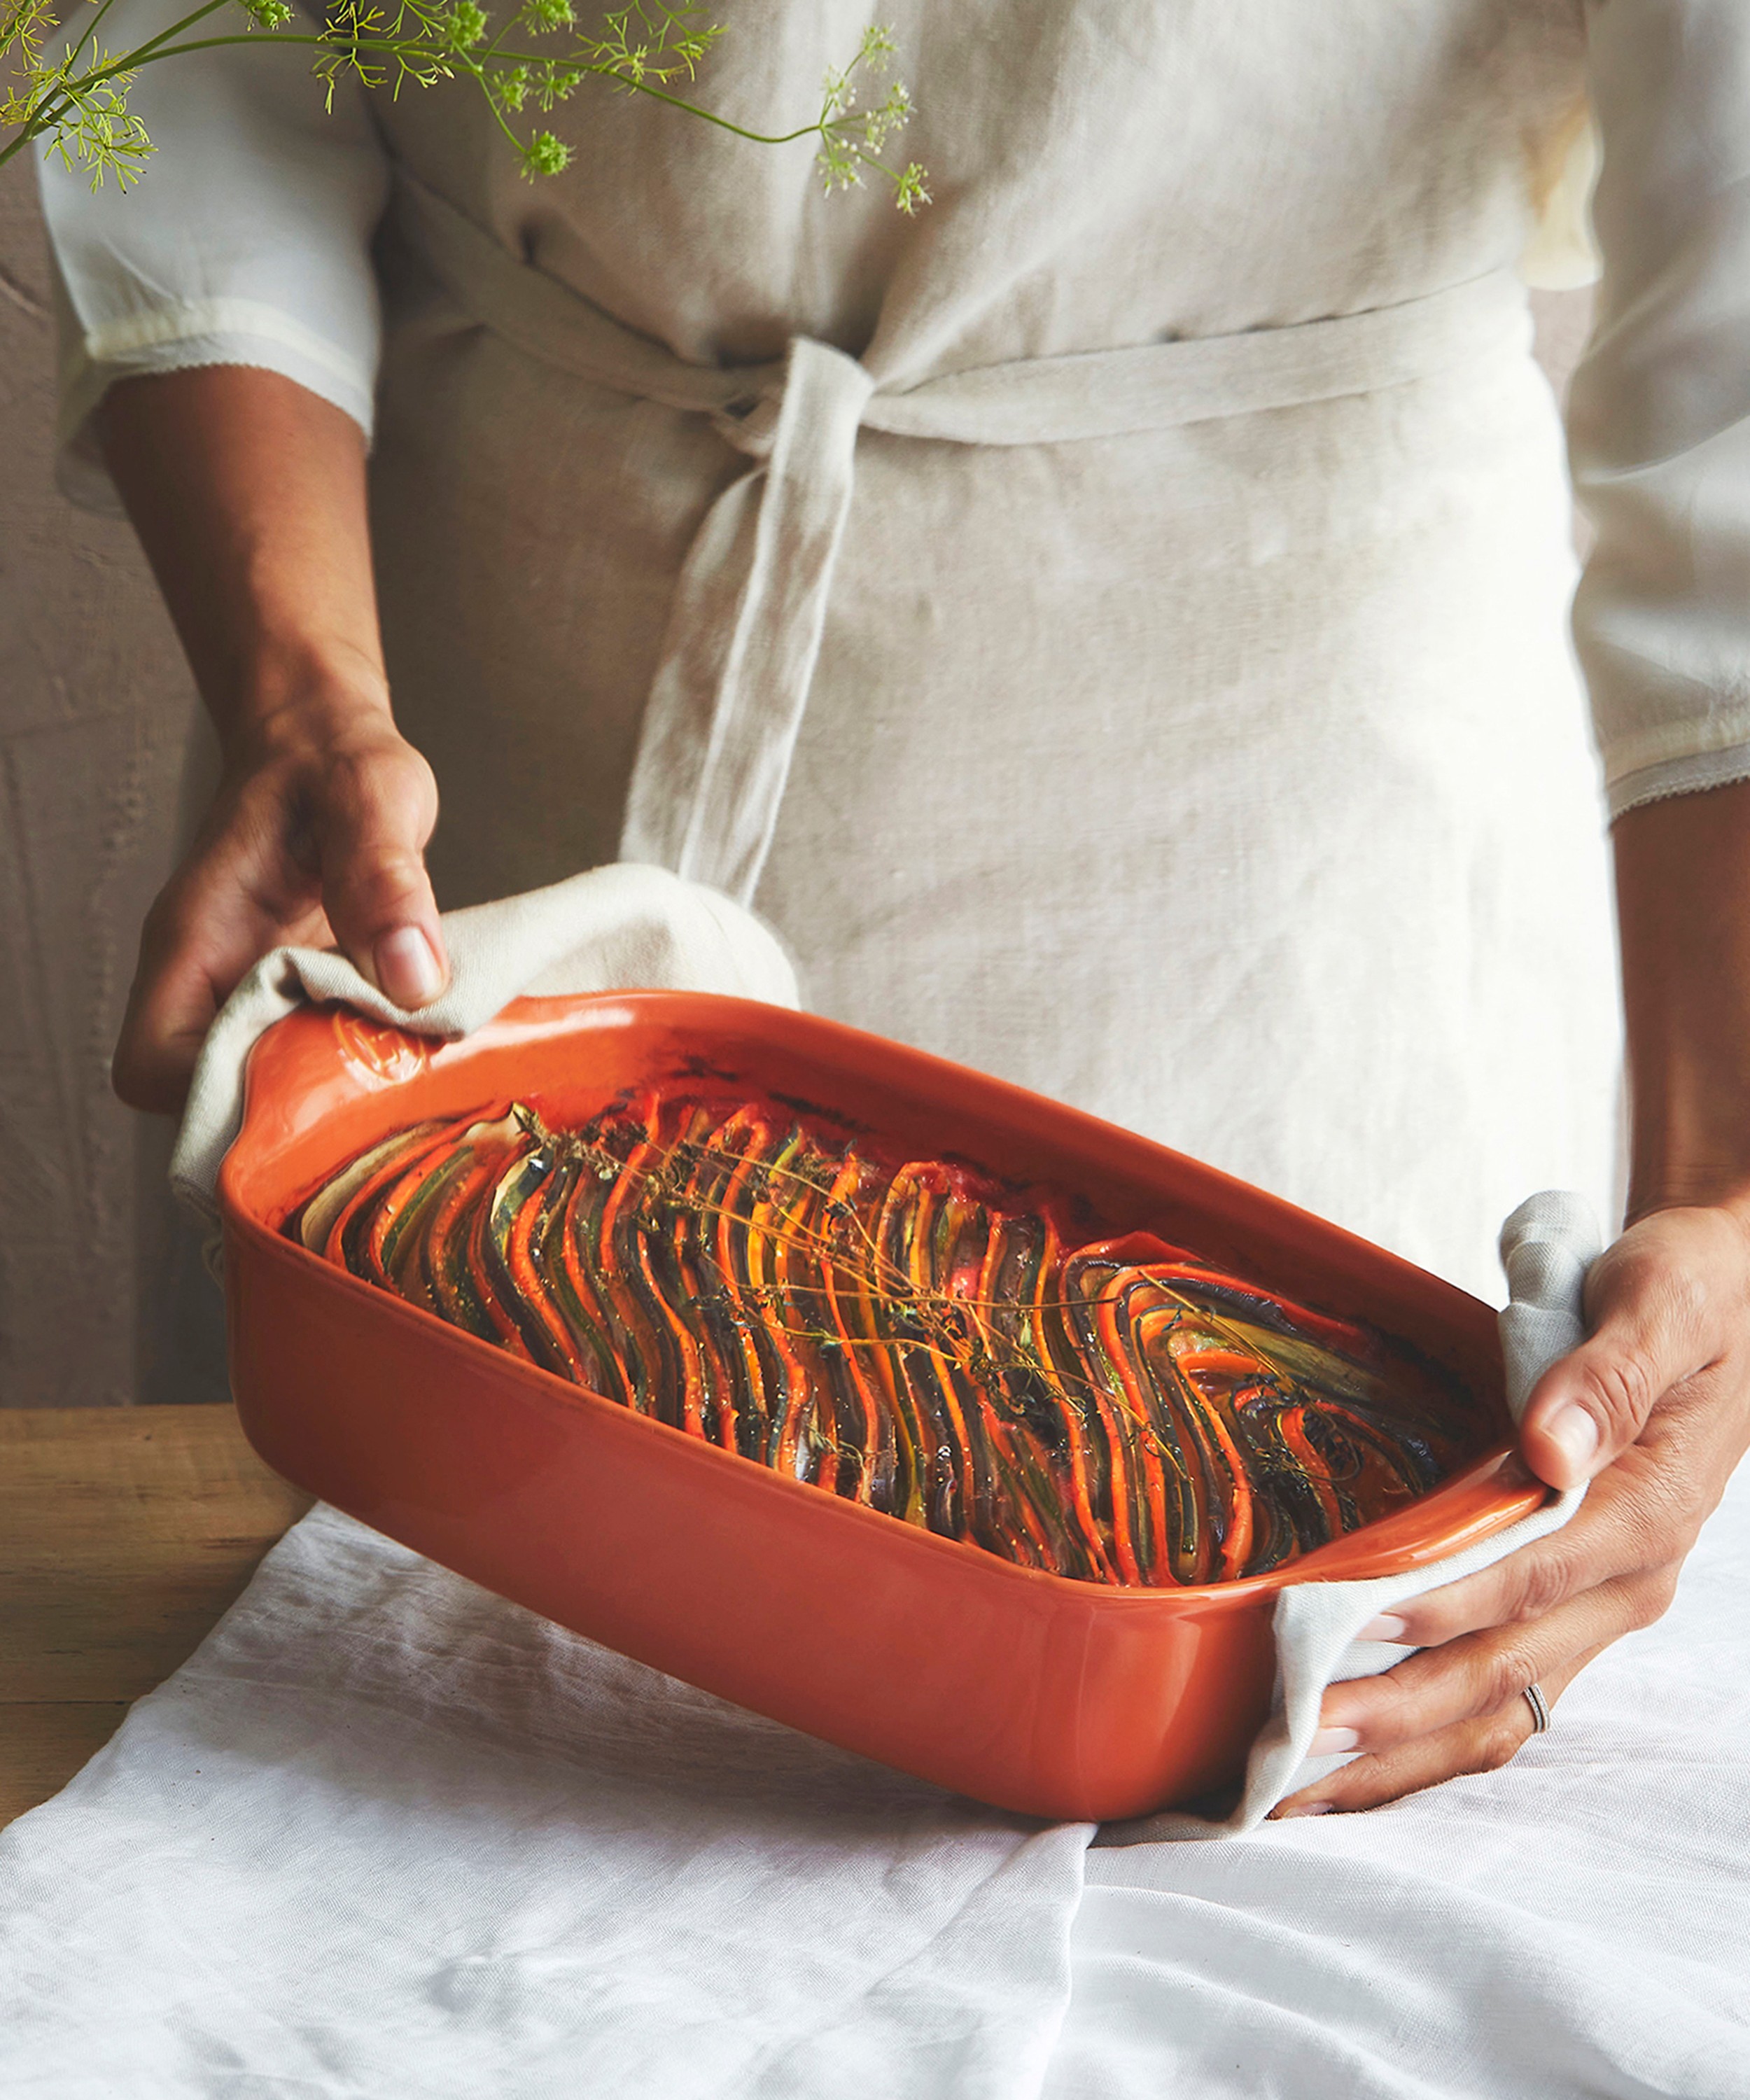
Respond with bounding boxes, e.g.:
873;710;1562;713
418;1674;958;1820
113;687;448;1114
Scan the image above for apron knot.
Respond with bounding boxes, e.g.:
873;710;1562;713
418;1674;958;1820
709;391;779;457
388;172;1527;910
705;339;873;465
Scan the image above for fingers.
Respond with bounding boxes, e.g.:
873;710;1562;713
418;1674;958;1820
1308;1568;1670;1762
1364;1450;1689;1650
1518;1210;1737;1490
111;722;446;1115
113;925;228;1116
113;848;331;1114
313;739;448;1008
1272;1648;1597;1821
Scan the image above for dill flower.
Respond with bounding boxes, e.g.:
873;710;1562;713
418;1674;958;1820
521;128;573;177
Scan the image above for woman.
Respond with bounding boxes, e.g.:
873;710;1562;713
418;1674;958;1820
40;0;1750;1821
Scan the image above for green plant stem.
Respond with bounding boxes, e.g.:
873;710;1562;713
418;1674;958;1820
3;0;231;167
64;0;127;74
5;7;925;207
4;27;852;168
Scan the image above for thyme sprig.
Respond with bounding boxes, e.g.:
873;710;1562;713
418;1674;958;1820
2;0;929;211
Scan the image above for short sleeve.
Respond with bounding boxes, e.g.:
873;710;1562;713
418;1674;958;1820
36;0;390;513
1569;0;1750;818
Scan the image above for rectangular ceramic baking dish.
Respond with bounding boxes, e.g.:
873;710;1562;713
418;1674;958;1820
219;990;1542;1821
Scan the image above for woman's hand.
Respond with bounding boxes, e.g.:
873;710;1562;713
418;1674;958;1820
113;687;447;1114
1272;1200;1750;1816
98;365;447;1113
1273;780;1750;1817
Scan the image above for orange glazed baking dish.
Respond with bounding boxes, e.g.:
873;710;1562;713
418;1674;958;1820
218;990;1543;1822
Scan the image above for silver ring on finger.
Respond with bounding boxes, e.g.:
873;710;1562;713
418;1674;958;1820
1522;1682;1553;1735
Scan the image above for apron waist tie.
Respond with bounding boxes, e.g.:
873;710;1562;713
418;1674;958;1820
392;173;1527;906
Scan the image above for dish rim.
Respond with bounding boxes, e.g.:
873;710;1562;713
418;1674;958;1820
218;990;1550;1607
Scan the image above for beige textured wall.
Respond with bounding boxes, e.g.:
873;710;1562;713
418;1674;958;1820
0;143;1600;1405
0;152;201;1408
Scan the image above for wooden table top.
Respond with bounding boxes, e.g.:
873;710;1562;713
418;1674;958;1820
0;1407;313;1830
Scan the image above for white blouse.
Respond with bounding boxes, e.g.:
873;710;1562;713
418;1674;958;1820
37;0;1750;820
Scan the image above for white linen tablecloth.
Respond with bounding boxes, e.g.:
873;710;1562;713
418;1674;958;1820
0;1505;1092;2098
1050;1450;1750;2099
2;1464;1745;2096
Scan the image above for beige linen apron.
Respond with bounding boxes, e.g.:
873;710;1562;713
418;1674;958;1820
361;0;1619;1303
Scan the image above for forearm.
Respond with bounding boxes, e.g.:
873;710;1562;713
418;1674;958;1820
99;367;446;1105
1614;778;1750;1217
97;365;390;757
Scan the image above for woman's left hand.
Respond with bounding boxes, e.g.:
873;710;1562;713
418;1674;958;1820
1271;1199;1750;1817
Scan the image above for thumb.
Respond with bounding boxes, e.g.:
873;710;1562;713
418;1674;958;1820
315;739;449;1009
1518;1216;1721;1489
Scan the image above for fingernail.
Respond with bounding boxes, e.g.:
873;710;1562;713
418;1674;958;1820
375;926;444;1007
1546;1403;1600;1474
1308;1726;1360;1756
1276;1800;1333;1819
1358;1614;1408;1644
